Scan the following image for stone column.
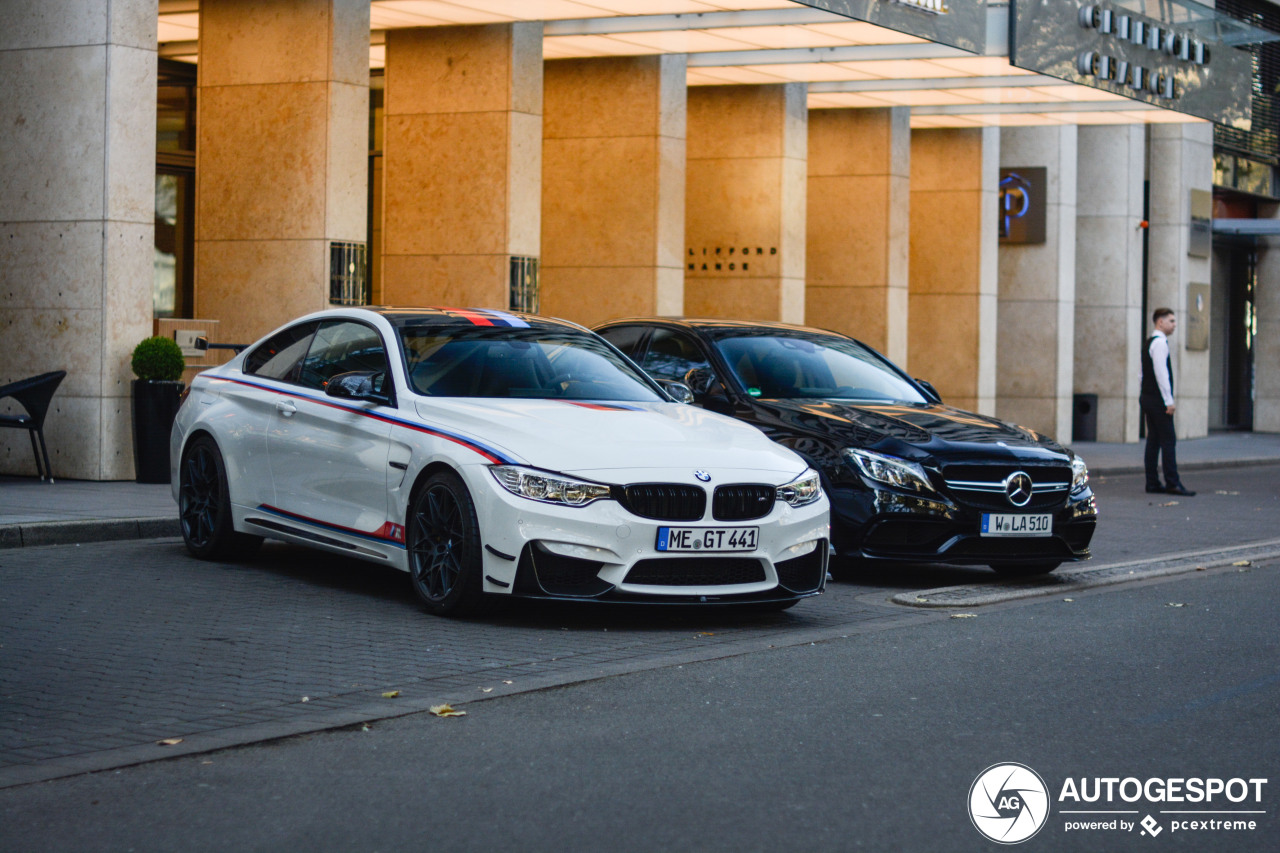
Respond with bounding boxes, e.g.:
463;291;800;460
1147;123;1214;439
541;55;685;327
1255;217;1280;433
806;108;910;363
909;128;1000;414
1075;125;1146;443
195;0;369;348
685;84;807;323
996;126;1078;441
381;23;542;310
0;0;155;480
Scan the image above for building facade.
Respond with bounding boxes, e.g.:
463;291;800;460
2;0;1277;480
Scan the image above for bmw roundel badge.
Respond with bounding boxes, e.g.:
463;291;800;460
694;470;712;482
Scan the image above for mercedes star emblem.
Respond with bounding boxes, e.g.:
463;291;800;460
1003;471;1033;507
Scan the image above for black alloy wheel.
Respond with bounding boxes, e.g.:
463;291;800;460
408;471;487;616
179;435;262;560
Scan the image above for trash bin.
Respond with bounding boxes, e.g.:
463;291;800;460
1073;393;1098;442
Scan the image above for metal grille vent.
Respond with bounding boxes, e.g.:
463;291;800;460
619;484;706;521
329;242;368;306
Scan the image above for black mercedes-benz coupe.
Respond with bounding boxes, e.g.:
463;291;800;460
595;318;1097;576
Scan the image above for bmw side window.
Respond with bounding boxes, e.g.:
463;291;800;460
641;329;710;382
242;322;320;382
297;321;389;391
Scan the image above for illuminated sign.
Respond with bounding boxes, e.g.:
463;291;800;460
1010;0;1254;129
999;168;1047;244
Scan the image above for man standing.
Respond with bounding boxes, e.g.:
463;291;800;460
1141;307;1194;496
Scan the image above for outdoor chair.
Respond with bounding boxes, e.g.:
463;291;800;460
0;370;67;482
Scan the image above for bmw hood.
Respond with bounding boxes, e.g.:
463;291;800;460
750;399;1070;463
414;398;807;478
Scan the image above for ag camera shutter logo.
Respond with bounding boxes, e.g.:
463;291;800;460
969;763;1050;844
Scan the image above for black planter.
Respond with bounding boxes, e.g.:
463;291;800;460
132;379;184;484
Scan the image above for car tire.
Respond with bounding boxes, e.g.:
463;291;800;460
178;435;263;560
990;561;1062;577
407;470;488;617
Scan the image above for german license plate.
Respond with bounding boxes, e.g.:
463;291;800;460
656;526;759;552
981;513;1052;537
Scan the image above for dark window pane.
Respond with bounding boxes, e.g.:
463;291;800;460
641;329;710;382
243;322;320;382
597;325;648;358
298;321;388;390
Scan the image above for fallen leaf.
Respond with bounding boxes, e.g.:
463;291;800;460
1195;566;1206;571
157;738;183;746
951;613;977;619
502;680;513;685
382;690;400;699
1063;598;1074;602
360;724;370;732
430;704;466;717
695;631;715;637
1167;603;1186;608
1159;501;1180;507
915;596;929;602
480;687;493;693
1232;560;1252;567
300;696;310;703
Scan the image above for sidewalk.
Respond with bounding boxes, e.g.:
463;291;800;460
2;431;1279;549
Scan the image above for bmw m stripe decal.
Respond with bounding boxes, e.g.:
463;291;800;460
562;401;646;412
434;308;531;328
258;504;407;547
222;377;517;465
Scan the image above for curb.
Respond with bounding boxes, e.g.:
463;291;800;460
890;537;1280;608
1089;455;1280;477
0;517;180;549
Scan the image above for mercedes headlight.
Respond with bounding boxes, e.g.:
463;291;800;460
491;466;612;507
844;449;935;495
1070;454;1090;495
776;469;822;507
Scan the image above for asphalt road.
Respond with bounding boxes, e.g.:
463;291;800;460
1;465;1277;852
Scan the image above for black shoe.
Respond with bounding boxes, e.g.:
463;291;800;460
1167;484;1196;496
1145;484;1166;494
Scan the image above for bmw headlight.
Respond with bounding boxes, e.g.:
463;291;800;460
844;448;936;495
776;469;822;506
1070;454;1090;495
491;466;612;507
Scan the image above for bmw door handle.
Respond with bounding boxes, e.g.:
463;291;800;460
276;400;297;417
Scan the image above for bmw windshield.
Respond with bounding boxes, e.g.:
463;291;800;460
713;333;927;404
398;325;665;402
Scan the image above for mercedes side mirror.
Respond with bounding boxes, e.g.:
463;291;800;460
916;378;942;403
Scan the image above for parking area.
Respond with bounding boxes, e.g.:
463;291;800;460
2;461;1279;789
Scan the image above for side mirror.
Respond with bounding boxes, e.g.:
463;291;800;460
656;380;695;404
915;378;942;403
683;367;734;414
326;371;390;405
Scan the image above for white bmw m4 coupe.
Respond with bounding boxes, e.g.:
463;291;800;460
170;307;830;616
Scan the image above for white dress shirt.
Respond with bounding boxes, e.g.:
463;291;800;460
1148;330;1174;407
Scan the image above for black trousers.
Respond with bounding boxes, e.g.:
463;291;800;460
1141;396;1180;488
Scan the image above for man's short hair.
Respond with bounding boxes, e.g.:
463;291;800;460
1153;307;1175;324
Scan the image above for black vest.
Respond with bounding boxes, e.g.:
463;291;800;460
1141;333;1172;400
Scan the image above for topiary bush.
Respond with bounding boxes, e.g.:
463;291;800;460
131;336;186;381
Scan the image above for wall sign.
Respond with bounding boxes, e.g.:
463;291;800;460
792;0;986;54
998;168;1047;244
1185;282;1210;351
1009;0;1253;128
688;246;777;274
